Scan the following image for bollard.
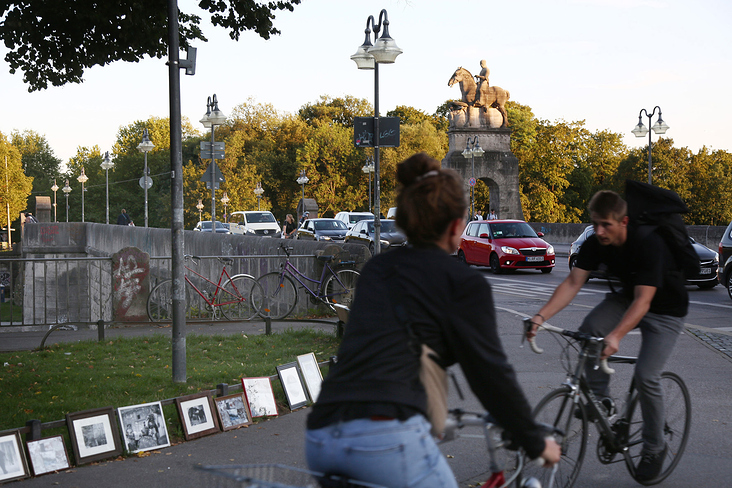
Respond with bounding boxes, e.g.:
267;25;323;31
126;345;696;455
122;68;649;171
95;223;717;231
26;419;42;441
217;383;230;396
97;319;105;342
329;355;338;368
265;316;271;335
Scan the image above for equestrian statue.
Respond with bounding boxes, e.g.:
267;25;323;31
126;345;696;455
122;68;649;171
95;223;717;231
448;61;510;128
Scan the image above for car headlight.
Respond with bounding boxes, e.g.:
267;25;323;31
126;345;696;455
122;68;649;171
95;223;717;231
318;236;332;241
547;245;555;255
714;252;719;263
380;239;390;247
245;228;256;234
501;246;519;255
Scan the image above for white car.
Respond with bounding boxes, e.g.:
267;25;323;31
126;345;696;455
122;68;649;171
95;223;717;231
228;211;282;238
334;211;374;230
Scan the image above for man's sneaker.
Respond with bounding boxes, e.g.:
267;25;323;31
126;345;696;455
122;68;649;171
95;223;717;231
635;445;668;481
574;397;616;422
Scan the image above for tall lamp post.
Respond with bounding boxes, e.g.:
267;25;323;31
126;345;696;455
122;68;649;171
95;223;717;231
51;180;59;223
297;170;309;219
100;152;114;224
254;183;264;211
196;199;204;223
77;168;88;222
137;129;155;227
351;9;402;254
62;179;72;222
221;192;230;222
361;158;375;213
200;94;227;224
462;136;484;219
631;106;669;185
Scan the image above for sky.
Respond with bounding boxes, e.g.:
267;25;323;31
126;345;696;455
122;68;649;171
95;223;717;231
1;0;731;166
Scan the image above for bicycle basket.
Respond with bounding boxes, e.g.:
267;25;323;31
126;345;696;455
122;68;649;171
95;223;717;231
195;464;385;488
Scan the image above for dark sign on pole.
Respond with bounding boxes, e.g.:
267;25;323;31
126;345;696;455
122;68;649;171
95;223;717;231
353;117;400;147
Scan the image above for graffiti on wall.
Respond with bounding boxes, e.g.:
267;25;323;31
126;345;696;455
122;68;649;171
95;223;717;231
112;247;150;321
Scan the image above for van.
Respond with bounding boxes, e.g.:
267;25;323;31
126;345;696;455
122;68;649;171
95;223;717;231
229;211;282;238
386;207;397;219
334;211;374;230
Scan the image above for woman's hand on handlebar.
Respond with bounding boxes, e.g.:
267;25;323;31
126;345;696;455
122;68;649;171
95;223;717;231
541;437;561;467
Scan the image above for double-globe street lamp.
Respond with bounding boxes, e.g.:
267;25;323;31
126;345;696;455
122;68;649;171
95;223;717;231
200;94;227;225
101;152;114;224
351;9;402;254
254;183;264;211
196;199;204;223
297;170;309;219
62;179;72;222
462;136;484;220
137;129;155;227
221;192;230;223
51;180;59;223
77;168;88;222
361;158;375;213
631;106;669;185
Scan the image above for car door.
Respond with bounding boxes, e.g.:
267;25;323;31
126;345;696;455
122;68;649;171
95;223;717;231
474;222;493;265
460;222;479;262
298;220;314;240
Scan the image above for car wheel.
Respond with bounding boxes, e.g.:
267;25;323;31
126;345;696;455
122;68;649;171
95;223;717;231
727;270;732;300
457;250;466;264
368;242;375;255
569;255;578;270
540;267;553;274
490;254;502;274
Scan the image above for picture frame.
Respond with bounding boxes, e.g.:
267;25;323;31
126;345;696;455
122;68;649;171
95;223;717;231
276;362;308;411
0;431;29;482
117;401;170;454
26;435;70;476
242;377;279;418
66;406;122;465
297;352;323;403
214;393;253;431
175;392;221;440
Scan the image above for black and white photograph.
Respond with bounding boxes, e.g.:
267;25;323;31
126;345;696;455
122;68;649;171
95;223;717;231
27;436;70;476
117;401;170;453
0;431;29;482
66;407;122;465
297;352;323;403
242;377;278;418
214;393;252;431
276;362;309;411
175;393;220;440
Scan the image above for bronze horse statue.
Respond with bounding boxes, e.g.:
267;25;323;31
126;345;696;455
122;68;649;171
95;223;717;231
448;67;510;127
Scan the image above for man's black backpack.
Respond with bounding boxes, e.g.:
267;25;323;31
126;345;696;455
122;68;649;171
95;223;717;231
625;180;700;278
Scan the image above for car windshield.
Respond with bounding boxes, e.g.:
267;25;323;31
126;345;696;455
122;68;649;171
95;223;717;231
366;220;397;233
245;212;276;223
489;222;538;238
314;220;347;231
201;222;212;229
349;214;373;224
214;221;226;229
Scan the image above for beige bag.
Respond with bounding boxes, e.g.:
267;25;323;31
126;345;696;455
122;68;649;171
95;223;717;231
420;343;448;437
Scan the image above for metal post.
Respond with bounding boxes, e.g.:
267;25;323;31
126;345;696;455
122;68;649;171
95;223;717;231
373;62;381;254
647;118;653;185
65;194;69;222
210;125;216;225
105;168;110;224
144;151;149;227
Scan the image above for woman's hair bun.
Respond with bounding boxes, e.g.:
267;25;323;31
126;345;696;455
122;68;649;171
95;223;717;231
396;152;441;188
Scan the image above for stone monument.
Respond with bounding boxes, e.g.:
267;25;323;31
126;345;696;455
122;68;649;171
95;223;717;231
442;61;524;220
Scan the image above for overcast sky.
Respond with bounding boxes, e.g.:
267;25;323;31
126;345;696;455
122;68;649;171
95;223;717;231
2;0;730;165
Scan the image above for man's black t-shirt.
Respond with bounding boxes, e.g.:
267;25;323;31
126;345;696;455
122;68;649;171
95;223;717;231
575;229;688;317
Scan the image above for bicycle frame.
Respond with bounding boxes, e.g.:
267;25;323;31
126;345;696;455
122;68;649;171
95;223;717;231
184;260;242;307
276;256;351;303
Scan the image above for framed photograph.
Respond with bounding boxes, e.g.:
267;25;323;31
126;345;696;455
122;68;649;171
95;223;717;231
276;362;308;411
27;435;70;476
175;393;220;440
117;401;170;454
0;431;29;482
214;393;252;431
297;352;323;403
242;377;278;418
66;407;122;465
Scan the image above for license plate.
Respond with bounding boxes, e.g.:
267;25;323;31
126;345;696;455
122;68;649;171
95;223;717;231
526;256;543;262
699;267;712;275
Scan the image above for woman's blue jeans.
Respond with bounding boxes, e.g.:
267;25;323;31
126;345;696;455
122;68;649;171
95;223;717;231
305;415;457;488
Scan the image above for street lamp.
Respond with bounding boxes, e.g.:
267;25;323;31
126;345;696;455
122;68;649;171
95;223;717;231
462;136;484;219
351;9;402;254
51;179;59;223
631;106;669;185
100;151;114;224
297;170;309;220
221;191;230;222
200;94;226;225
137;129;155;227
77;168;88;222
361;158;375;213
253;182;264;211
62;179;72;222
196;199;204;223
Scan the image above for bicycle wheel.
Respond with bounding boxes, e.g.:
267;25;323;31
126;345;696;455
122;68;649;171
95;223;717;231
251;272;298;320
217;274;260;321
322;269;360;309
625;372;691;485
521;387;588;488
147;280;192;321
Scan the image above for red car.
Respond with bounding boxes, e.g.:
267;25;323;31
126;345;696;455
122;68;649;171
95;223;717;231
458;219;556;274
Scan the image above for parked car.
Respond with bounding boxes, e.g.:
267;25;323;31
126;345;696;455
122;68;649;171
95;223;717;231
228;211;282;238
386;207;397;219
345;219;407;253
719;220;732;299
334;211;374;230
296;218;348;241
568;225;720;288
457;219;555;274
193;220;230;234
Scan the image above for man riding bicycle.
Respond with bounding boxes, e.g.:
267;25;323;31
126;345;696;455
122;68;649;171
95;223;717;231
527;190;688;482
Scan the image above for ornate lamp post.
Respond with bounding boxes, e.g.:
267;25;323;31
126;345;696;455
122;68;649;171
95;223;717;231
361;158;375;213
462;136;484;219
196;199;204;223
631;106;669;185
351;9;402;254
62;179;72;222
221;192;230;222
200;94;227;224
297;170;309;220
51;180;59;223
254;182;264;211
137;129;155;227
100;151;114;224
77;168;88;222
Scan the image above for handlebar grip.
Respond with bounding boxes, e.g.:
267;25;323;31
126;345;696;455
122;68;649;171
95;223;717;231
528;336;544;354
599;359;615;375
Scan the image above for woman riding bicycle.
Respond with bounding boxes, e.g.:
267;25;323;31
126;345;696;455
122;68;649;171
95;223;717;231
305;152;560;488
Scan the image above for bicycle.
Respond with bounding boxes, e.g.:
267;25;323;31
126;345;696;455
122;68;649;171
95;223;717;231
251;244;360;320
147;256;260;322
194;463;384;488
520;318;691;488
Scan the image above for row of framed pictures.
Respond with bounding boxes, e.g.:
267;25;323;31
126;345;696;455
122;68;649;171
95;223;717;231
0;353;323;483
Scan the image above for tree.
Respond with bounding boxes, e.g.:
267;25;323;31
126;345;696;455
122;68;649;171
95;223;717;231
298;95;372;127
11;130;63;213
1;0;302;91
1;132;36;231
